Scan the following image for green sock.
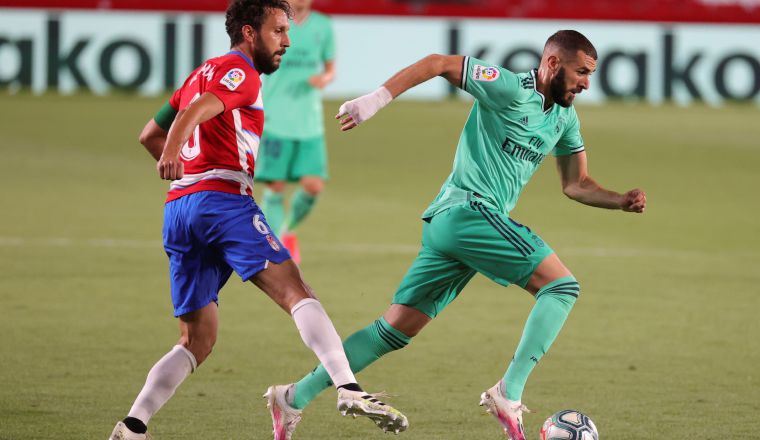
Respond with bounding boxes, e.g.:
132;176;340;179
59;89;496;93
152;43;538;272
291;317;411;409
262;189;285;234
504;276;579;401
284;188;317;232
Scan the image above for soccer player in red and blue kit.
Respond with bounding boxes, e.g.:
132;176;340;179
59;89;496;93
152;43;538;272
108;2;406;439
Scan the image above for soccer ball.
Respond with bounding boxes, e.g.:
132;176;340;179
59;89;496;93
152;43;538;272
539;409;599;440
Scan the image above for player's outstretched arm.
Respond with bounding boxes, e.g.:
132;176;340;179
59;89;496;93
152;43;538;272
157;92;225;180
556;152;646;213
336;54;464;131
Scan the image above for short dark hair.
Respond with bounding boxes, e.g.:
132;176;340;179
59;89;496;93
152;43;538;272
225;0;292;46
545;30;597;60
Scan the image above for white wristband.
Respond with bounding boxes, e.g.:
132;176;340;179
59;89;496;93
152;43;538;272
337;86;393;126
372;86;393;107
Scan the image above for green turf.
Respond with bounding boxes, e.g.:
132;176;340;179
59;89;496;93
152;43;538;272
0;94;758;440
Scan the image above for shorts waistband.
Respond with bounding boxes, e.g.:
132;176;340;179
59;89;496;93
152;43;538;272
441;186;499;211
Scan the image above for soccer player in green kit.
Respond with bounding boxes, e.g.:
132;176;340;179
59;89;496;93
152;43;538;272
265;30;647;440
255;0;335;263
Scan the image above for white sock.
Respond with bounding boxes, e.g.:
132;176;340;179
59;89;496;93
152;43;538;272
127;345;197;424
291;298;357;387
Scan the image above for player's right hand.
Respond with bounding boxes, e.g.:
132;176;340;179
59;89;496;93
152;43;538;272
621;188;646;213
157;155;184;181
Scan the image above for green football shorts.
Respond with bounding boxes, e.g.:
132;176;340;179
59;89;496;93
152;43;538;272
392;199;554;318
254;134;328;182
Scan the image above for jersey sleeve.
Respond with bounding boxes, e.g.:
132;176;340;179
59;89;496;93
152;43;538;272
460;56;521;110
206;61;260;111
553;109;585;156
322;17;335;61
168;88;181;110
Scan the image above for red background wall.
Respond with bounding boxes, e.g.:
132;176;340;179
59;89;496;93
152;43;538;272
1;0;759;23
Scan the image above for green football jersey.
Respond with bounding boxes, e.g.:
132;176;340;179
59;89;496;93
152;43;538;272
422;57;585;219
262;11;335;139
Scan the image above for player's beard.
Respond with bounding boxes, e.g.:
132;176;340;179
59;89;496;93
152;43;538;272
253;42;284;75
550;67;573;108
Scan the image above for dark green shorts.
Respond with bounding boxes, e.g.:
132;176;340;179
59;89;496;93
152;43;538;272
392;201;554;318
254;134;328;182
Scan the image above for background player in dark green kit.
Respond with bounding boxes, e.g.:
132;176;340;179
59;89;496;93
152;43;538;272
264;31;647;440
255;0;335;263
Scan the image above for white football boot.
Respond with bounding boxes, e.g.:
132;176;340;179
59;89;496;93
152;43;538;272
336;388;408;434
479;379;530;440
264;384;303;440
108;421;152;440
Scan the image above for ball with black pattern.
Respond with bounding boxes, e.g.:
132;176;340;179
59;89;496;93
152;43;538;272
539;409;599;440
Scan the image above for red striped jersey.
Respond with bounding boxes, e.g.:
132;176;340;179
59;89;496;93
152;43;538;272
165;51;264;203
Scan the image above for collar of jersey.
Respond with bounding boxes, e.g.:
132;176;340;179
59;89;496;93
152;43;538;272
531;69;553;115
292;11;312;27
228;51;256;70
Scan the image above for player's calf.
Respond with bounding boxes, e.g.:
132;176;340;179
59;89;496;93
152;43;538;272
504;276;579;401
288;317;412;410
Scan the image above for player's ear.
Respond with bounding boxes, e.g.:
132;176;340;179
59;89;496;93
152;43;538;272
546;54;563;75
242;24;256;44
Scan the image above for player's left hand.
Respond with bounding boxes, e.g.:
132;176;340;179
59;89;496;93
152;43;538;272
621;188;646;213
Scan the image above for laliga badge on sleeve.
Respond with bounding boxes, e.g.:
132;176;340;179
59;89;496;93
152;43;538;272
472;65;500;82
221;68;246;90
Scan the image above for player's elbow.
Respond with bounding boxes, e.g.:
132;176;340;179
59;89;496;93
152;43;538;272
139;122;166;148
424;54;447;74
426;54;462;84
138;124;154;147
562;173;593;201
138;131;151;147
562;183;582;201
425;53;445;63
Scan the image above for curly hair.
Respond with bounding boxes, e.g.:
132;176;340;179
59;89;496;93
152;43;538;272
225;0;292;46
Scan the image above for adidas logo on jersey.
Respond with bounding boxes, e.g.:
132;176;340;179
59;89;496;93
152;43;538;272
519;116;529;126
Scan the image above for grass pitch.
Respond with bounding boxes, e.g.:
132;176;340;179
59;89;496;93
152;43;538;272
0;94;758;440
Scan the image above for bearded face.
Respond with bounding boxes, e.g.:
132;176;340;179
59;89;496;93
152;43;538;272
550;67;574;108
547;51;596;108
253;38;286;75
250;8;289;75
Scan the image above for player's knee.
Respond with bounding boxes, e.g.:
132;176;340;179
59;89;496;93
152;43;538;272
191;342;214;366
301;178;324;196
535;275;580;308
276;284;314;314
375;317;413;351
180;334;216;365
267;181;287;193
382;305;430;338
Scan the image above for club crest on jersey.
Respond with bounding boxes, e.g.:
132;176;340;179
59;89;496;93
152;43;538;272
555;116;566;134
221;68;246;90
531;234;546;247
266;234;281;252
473;65;500;82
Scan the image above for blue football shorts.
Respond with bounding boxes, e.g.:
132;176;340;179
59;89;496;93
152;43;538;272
162;191;291;317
